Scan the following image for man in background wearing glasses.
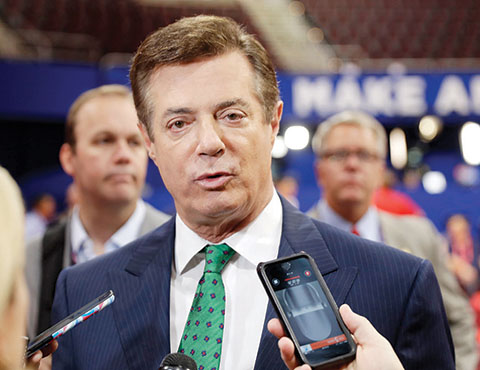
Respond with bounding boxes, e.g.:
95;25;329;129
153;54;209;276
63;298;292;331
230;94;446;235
308;110;477;370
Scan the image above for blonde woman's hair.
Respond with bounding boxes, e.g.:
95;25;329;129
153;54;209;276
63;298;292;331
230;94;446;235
0;167;25;314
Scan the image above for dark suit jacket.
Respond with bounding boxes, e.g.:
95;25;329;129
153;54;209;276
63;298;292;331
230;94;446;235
27;203;170;337
52;198;454;370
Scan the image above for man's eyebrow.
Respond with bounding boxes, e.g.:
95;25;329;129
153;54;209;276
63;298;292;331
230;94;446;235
162;107;194;120
92;130;114;137
215;99;250;111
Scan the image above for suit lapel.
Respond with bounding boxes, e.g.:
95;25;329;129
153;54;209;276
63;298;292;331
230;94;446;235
108;218;176;370
255;198;358;369
278;198;358;294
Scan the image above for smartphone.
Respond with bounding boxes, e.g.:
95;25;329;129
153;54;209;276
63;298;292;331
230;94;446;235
257;253;356;369
25;290;115;358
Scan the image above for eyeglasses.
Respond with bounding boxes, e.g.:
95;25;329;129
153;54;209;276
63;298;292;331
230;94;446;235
320;149;380;163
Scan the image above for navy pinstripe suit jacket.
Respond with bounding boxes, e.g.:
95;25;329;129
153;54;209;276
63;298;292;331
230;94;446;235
51;198;454;369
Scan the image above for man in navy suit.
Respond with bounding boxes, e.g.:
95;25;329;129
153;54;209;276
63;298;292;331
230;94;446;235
51;15;454;369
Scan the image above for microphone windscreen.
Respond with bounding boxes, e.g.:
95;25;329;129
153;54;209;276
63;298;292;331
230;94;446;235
160;352;197;370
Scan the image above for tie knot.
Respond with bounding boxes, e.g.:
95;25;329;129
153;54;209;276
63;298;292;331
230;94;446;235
351;225;360;236
204;244;235;273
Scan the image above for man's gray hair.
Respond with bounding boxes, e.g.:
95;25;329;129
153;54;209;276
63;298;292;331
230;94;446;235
311;110;387;159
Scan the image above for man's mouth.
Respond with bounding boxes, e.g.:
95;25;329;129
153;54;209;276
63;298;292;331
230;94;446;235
106;173;133;182
195;172;233;189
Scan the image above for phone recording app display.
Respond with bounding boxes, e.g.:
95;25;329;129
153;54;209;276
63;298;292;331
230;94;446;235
265;257;353;364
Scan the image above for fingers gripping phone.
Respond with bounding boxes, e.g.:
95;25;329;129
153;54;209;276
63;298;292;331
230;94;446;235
257;253;356;369
25;290;115;358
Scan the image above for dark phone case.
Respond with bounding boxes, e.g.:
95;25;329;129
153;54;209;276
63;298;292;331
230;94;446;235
25;290;114;358
257;252;356;369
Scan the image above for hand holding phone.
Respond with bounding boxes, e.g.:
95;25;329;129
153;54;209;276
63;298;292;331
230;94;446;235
258;253;356;369
269;304;405;370
25;290;115;358
24;340;58;369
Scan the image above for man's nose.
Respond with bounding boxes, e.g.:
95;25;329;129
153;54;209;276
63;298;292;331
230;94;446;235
344;152;361;168
196;118;225;157
113;140;133;163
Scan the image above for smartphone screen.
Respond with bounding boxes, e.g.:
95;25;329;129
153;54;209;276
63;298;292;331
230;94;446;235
25;290;115;358
260;254;355;367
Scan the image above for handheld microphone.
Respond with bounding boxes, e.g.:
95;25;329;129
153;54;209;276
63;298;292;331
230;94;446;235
159;353;197;370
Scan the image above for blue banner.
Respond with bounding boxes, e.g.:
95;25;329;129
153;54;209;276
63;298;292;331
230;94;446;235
278;72;480;124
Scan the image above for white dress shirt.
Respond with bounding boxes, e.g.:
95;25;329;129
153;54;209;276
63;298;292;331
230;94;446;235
317;200;383;242
170;191;282;370
70;200;147;264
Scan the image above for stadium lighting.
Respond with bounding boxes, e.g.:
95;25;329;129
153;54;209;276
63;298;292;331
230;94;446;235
422;171;447;194
460;121;480;166
284;125;310;150
272;135;288;158
389;128;408;169
418;115;442;142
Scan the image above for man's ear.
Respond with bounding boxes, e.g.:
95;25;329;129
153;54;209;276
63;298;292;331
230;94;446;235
269;101;283;145
138;123;157;164
59;143;75;176
375;161;386;189
314;159;325;188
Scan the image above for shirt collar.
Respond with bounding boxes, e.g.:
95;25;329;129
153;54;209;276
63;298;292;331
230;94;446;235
318;199;382;242
110;200;146;246
71;207;88;254
174;190;283;275
70;199;147;255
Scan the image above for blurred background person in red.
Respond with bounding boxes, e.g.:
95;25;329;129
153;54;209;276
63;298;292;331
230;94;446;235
373;168;425;217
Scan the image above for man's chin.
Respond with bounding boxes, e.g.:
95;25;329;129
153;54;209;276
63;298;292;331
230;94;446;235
103;189;139;205
201;202;238;219
338;195;366;207
188;196;243;221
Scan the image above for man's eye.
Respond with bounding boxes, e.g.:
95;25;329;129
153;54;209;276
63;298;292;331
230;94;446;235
172;121;185;129
331;151;348;160
222;111;244;122
96;137;113;144
357;151;371;161
129;140;142;147
227;113;241;120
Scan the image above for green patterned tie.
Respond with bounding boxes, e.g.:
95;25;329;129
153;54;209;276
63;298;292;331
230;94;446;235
178;244;235;370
